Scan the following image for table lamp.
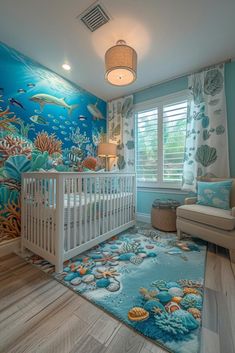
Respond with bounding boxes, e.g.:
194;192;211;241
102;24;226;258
98;143;117;171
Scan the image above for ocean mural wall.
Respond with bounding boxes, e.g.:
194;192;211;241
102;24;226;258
0;42;106;243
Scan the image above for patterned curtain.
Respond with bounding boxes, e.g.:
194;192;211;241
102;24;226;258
182;64;230;191
108;95;135;172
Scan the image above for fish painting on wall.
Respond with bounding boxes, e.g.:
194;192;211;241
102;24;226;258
0;41;107;242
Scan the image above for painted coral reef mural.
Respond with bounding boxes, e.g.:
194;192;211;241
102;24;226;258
0;42;106;242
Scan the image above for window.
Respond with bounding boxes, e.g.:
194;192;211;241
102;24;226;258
136;92;189;188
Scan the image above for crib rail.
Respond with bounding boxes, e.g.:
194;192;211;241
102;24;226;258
21;172;136;272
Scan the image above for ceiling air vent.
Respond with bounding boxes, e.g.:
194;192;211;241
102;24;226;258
79;3;110;32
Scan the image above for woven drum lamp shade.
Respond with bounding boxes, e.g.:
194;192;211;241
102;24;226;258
105;40;137;86
98;143;117;157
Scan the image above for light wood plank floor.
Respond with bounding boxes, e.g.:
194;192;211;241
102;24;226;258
0;244;234;353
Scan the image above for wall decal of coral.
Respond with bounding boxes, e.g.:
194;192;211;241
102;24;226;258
0;42;106;242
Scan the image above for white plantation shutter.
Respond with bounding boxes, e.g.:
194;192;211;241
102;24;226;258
137;109;158;184
136;92;188;187
163;100;187;183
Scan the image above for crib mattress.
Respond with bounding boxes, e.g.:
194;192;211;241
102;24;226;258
63;192;133;224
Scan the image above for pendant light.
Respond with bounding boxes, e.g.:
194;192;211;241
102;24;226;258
105;40;137;86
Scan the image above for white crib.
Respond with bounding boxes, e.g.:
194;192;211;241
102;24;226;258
21;172;136;272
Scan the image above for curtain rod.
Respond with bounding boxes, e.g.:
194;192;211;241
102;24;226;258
108;57;232;102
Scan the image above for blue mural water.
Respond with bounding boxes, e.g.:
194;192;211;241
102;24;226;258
0;41;106;242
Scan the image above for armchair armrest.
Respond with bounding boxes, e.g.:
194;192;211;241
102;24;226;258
232;207;235;217
184;197;197;205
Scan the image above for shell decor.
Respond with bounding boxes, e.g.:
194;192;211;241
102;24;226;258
106;281;120;292
183;287;200;295
129;255;143;265
195;145;217;167
204;68;223;96
216;125;225;135
165;301;181;313
203;129;211;141
201;115;209;128
188;307;201;319
128;307;149;322
171;296;183;304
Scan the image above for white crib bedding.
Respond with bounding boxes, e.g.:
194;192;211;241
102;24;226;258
63;192;133;225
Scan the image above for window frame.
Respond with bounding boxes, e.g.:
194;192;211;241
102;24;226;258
134;90;190;189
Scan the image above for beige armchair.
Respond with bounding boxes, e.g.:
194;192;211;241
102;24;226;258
176;178;235;263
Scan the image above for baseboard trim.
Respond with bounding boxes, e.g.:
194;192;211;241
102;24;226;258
0;238;20;257
136;212;151;223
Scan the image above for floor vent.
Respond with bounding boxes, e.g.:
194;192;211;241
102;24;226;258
79;3;110;32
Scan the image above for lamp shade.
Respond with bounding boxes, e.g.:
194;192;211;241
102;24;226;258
98;143;117;157
105;40;137;86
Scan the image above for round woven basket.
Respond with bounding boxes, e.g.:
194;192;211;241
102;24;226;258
151;199;180;232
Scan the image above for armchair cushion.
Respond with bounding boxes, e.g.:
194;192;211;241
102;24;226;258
197;180;233;210
177;204;235;231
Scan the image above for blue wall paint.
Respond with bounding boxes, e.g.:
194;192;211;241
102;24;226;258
135;61;235;215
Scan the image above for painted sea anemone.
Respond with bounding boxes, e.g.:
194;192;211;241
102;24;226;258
4;155;31;182
34;131;62;155
82;156;97;171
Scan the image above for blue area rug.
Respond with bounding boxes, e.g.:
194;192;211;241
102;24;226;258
27;225;207;353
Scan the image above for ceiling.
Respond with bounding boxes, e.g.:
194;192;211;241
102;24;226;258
0;0;235;101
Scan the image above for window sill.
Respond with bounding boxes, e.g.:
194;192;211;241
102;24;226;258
137;186;189;195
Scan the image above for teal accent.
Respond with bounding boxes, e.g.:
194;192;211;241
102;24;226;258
225;61;235;176
197;180;232;210
134;76;188;104
136;61;235;215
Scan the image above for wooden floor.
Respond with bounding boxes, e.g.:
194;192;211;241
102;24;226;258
0;245;234;353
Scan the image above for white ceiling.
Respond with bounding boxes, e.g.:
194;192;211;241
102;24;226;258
0;0;235;101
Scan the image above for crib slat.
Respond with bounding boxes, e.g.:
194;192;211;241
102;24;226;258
89;177;92;240
67;178;71;251
102;178;105;233
98;177;101;237
84;178;88;244
94;177;97;236
73;178;76;249
51;178;54;254
79;176;82;246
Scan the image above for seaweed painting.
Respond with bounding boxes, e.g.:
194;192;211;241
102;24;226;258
0;42;106;243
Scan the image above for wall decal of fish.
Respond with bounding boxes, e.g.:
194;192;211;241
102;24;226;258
78;115;87;121
29;94;79;115
87;103;105;120
17;88;26;94
8;97;25;109
29;115;48;125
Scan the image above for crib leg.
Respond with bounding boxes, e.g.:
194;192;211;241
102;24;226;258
55;259;64;273
21;240;26;255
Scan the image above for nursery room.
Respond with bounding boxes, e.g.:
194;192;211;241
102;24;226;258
0;0;235;352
